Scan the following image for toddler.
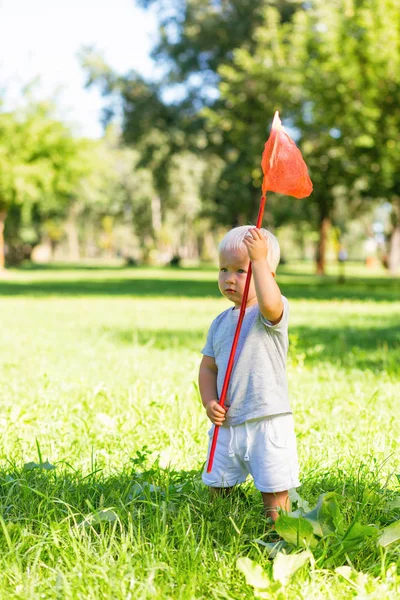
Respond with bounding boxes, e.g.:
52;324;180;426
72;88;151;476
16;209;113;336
199;225;300;520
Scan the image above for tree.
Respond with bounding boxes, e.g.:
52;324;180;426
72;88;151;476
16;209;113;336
137;0;298;93
84;0;400;273
81;50;224;263
0;102;90;268
296;0;400;273
81;1;301;219
200;0;400;272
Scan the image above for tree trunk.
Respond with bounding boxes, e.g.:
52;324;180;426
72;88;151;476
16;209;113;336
199;231;218;262
294;226;306;260
0;210;7;271
388;226;400;275
388;200;400;275
151;195;162;234
65;203;81;261
316;216;330;275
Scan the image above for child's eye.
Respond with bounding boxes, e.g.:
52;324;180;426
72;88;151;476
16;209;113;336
220;268;227;272
237;269;246;274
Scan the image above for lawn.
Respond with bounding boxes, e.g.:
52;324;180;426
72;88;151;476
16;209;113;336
0;263;399;599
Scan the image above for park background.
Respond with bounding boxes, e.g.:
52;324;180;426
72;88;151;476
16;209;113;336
0;1;399;598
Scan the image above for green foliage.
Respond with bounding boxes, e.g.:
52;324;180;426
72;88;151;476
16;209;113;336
0;101;92;264
273;491;380;568
23;461;56;472
201;0;400;230
81;49;226;262
125;0;400;271
238;482;398;592
81;2;310;232
378;520;400;548
291;491;344;536
236;555;270;590
76;128;147;235
137;0;298;90
275;513;318;548
272;551;313;587
0;102;89;217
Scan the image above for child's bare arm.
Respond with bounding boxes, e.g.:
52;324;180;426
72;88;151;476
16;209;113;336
199;355;226;425
243;228;283;324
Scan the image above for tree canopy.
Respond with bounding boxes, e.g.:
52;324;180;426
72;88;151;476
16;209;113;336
0;102;91;267
109;0;400;272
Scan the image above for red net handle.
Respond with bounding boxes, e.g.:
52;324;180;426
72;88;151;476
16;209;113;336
206;195;266;473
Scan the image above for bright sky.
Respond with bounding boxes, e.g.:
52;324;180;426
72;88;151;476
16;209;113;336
0;0;158;138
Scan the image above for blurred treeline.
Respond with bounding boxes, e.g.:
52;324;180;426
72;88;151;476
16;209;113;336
1;0;399;273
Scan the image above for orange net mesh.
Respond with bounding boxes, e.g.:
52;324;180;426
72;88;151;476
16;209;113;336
261;112;313;199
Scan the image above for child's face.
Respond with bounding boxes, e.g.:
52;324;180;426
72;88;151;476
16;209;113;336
218;248;257;309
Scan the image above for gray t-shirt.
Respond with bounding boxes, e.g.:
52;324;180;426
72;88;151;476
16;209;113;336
201;297;291;427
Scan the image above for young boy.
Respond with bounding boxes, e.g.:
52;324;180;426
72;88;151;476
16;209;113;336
199;225;300;521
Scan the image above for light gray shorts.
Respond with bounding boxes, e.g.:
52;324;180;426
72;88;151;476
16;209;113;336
202;413;300;493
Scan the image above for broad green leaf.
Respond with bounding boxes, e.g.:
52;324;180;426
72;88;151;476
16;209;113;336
130;481;161;499
23;460;56;471
335;566;353;580
301;492;343;536
275;514;318;548
378;521;400;547
236;557;269;590
335;566;369;590
273;551;312;586
341;522;378;551
288;489;311;515
81;509;118;527
254;538;290;558
384;497;400;510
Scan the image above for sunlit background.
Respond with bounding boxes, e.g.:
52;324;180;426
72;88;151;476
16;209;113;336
0;0;400;274
0;0;158;138
1;0;399;273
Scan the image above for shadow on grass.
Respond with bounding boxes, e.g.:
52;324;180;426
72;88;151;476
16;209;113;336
16;262;215;273
0;460;267;550
101;320;400;373
0;277;220;298
100;326;205;351
0;270;399;301
278;275;400;302
0;457;397;547
291;322;400;373
17;262;128;272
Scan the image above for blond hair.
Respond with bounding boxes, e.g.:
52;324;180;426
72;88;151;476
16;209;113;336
219;225;280;273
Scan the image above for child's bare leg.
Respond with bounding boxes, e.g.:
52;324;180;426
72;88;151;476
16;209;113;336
261;490;290;522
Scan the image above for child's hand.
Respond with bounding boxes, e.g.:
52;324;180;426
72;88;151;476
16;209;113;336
243;228;268;262
206;400;227;425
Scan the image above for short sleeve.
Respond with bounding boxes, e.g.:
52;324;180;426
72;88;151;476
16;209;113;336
260;296;289;333
201;319;216;357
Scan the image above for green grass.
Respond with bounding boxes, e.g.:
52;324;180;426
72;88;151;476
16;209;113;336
0;263;399;599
